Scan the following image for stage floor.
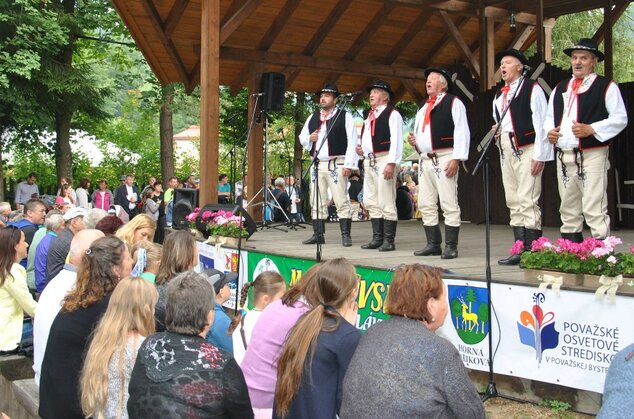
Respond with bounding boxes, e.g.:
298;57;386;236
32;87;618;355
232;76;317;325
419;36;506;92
237;220;634;284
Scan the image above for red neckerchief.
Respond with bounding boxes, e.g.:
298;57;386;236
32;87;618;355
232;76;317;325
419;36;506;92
566;77;584;118
421;96;437;133
500;85;511;112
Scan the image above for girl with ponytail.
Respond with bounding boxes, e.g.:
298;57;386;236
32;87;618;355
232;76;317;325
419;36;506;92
274;258;361;419
230;271;286;365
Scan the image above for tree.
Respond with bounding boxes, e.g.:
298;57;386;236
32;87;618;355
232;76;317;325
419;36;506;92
478;303;489;334
466;287;478;312
451;299;463;328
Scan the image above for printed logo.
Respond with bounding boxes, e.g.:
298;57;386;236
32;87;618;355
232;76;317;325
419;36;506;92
448;285;489;344
252;257;279;281
225;251;239;272
517;292;559;365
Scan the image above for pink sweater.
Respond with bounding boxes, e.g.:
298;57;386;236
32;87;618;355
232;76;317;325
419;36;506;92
239;298;310;408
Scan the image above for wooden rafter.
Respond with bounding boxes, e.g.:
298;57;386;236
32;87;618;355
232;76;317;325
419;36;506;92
592;0;629;44
258;0;303;50
164;0;190;38
418;17;470;69
401;79;424;104
220;0;264;44
187;58;200;93
230;65;250;96
220;47;427;79
387;0;537;24
383;11;431;65
438;11;480;77
140;0;191;86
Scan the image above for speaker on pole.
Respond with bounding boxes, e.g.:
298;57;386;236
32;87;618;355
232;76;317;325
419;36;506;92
196;204;257;239
261;72;285;112
172;188;199;229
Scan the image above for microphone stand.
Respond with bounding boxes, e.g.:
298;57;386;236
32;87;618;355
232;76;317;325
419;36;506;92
472;68;529;402
300;93;355;262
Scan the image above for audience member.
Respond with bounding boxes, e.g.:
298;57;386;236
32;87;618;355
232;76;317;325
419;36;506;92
75;178;91;209
204;268;238;353
395;183;414;220
56;177;77;202
185;174;198;189
115;213;156;248
142;188;159;221
154;230;198;331
274;258;360;419
151;180;166;244
95;214;124;235
56;182;76;209
163;177;178;227
140;175;157;197
39;235;133;418
218;173;231;204
0;226;36;354
286;175;303;224
91;180;114;211
84;208;108;229
597;342;634;418
348;173;363;221
130;240;162;283
114;174;140;219
45;207;87;284
341;264;485;418
8;198;46;249
231;271;286;365
0;202;12;226
14;172;40;210
80;277;157;419
272;177;291;222
127;271;253;418
34;213;65;293
33;229;104;385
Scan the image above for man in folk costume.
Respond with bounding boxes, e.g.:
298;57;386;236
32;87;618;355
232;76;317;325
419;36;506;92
407;67;469;259
299;83;358;246
545;38;627;242
357;80;403;252
493;49;552;265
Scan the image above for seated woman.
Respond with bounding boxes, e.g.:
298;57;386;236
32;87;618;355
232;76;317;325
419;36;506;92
39;236;133;419
80;277;157;419
127;271;253;418
115;213;156;249
274;258;360;419
340;264;485;419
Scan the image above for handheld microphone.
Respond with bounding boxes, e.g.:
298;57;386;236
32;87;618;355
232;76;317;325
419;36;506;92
522;65;531;75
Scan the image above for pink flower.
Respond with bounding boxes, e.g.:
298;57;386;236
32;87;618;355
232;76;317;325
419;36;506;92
592;247;610;257
630;246;634;254
202;211;213;220
531;236;552;252
510;240;524;255
215;216;228;225
603;236;622;252
607;255;617;264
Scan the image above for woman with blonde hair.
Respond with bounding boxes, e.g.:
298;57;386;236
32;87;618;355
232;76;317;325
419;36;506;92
115;213;156;248
230;271;286;365
130;240;162;283
80;277;158;419
274;258;360;418
154;230;198;331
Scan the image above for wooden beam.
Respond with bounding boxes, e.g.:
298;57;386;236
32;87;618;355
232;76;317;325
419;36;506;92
283;69;300;90
604;0;614;80
592;1;629;44
140;0;191;86
230;65;250;96
221;0;264;44
401;79;424;104
257;0;303;50
418;17;470;69
186;58;200;93
535;0;544;61
246;64;264;221
383;11;431;65
478;0;488;90
386;0;536;24
438;11;480;77
220;47;428;80
200;0;220;206
164;0;190;38
508;24;535;51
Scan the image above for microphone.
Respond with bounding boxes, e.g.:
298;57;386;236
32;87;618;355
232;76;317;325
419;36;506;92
522;65;531;75
251;92;265;97
340;90;364;98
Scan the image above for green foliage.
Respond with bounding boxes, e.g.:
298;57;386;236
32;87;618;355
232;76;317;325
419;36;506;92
540;399;572;417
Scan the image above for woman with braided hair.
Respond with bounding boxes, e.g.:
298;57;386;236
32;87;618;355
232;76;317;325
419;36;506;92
230;271;286;365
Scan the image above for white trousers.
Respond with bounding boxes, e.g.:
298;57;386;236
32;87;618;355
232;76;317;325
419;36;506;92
363;154;398;221
417;150;461;227
556;147;610;238
498;135;542;230
309;159;352;220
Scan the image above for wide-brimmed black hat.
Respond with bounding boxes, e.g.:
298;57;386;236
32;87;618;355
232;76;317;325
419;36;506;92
424;67;453;93
366;80;394;98
316;83;340;97
495;48;529;66
563;38;604;62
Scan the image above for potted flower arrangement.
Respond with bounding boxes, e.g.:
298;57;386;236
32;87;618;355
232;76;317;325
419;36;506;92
514;236;634;289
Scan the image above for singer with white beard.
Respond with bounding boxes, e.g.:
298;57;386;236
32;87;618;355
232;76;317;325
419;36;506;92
492;48;552;266
299;83;358;247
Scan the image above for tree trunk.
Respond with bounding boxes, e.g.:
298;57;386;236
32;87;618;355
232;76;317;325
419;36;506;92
160;85;175;183
293;92;306;179
55;110;73;184
0;130;4;202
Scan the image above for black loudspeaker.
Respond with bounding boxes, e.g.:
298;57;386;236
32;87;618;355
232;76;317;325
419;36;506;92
196;204;257;239
260;72;285;112
172;188;199;229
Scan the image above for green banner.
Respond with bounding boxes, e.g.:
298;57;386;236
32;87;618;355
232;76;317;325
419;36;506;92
246;251;394;330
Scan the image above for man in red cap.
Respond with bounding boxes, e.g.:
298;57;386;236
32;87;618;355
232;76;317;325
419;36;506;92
299;83;358;247
545;38;627;241
357;80;403;252
493;49;551;265
407;67;469;259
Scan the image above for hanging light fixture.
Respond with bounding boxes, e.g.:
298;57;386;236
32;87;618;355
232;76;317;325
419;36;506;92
510;0;517;33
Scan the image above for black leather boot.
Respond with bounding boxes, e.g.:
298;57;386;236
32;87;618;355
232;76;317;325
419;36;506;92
498;226;526;266
378;220;397;252
414;225;442;256
339;218;352;247
561;232;583;243
302;219;325;245
524;229;542;251
361;218;384;249
441;225;459;259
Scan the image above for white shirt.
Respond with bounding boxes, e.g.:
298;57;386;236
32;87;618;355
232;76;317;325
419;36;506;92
360;104;403;165
231;309;262;365
492;78;553;161
545;73;628;149
33;267;77;386
413;92;470;161
125;184;137;210
299;107;358;169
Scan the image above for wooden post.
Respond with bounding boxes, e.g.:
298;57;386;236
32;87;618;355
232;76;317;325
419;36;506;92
486;18;495;89
200;0;220;207
246;65;264;221
478;1;495;90
543;19;555;63
536;0;544;61
604;1;614;80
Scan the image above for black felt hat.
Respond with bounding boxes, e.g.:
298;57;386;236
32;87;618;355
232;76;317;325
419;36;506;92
424;67;454;93
366;80;394;99
316;83;340;97
563;38;605;62
495;48;529;66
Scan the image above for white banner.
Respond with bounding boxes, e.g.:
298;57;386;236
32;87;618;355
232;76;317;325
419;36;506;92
438;278;634;393
196;242;249;311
